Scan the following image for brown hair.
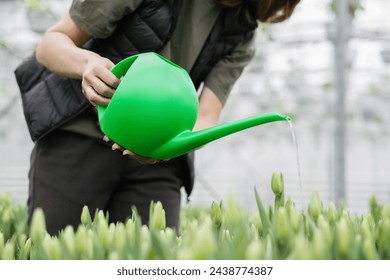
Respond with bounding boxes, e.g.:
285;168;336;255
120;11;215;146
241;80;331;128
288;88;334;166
218;0;301;23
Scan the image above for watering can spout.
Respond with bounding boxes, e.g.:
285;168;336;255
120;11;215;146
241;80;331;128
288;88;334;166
151;113;291;159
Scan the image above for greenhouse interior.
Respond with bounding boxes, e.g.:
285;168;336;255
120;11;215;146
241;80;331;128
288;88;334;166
0;0;390;261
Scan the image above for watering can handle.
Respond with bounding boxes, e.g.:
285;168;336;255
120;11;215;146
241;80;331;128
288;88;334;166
110;55;139;79
97;55;140;121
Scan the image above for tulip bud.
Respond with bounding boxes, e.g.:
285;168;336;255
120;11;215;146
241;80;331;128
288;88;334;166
193;219;216;259
381;205;390;221
80;206;92;226
289;209;302;233
150;201;166;230
369;195;378;212
178;218;216;259
96;219;110;251
361;236;378;260
369;196;380;223
361;217;372;239
61;226;76;258
289;232;311;260
43;235;62;260
125;218;136;238
341;209;351;223
17;234;27;250
139;225;152;258
271;172;284;195
159;227;176;252
304;215;311;235
335;216;352;259
211;201;223;229
376;218;390;251
21;238;31;260
249;216;262;238
1;242;14;260
327;202;338;225
30;208;47;244
245;239;264;259
1;208;11;226
112;224;126;257
366;213;374;229
249;223;258;240
93;210;107;225
285;197;295;212
312;228;330;259
274;207;289;246
308;192;323;220
75;226;89;258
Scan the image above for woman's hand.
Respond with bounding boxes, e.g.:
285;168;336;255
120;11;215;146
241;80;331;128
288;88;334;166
103;136;160;164
81;55;121;107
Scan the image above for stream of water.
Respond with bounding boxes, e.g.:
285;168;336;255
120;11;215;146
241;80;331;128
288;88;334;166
287;119;304;209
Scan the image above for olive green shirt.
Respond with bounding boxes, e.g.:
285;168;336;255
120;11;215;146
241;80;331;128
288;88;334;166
64;0;256;138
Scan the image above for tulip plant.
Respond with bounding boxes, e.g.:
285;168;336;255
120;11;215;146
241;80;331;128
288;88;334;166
0;172;389;260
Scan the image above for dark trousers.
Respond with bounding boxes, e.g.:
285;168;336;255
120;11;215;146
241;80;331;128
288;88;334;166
27;130;188;235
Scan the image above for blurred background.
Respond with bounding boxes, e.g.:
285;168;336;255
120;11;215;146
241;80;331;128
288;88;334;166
1;0;389;214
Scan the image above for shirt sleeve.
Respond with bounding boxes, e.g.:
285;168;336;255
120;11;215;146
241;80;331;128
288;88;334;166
204;30;257;106
69;0;144;38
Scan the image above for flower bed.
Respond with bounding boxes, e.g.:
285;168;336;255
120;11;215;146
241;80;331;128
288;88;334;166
0;172;389;260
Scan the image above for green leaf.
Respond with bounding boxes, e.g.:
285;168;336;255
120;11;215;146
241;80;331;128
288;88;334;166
254;187;271;237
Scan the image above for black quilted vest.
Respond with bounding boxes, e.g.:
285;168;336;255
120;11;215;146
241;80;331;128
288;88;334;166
15;0;257;142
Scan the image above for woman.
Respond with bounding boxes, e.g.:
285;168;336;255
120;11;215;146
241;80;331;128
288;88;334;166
16;0;300;235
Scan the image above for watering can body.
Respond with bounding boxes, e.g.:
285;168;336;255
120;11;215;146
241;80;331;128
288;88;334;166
98;52;290;160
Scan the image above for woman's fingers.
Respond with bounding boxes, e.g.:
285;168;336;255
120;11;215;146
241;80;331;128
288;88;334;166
81;56;121;106
89;77;116;98
82;84;111;106
103;135;160;164
122;150;160;164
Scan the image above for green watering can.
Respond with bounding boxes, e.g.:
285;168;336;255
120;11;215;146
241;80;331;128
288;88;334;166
98;52;290;160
